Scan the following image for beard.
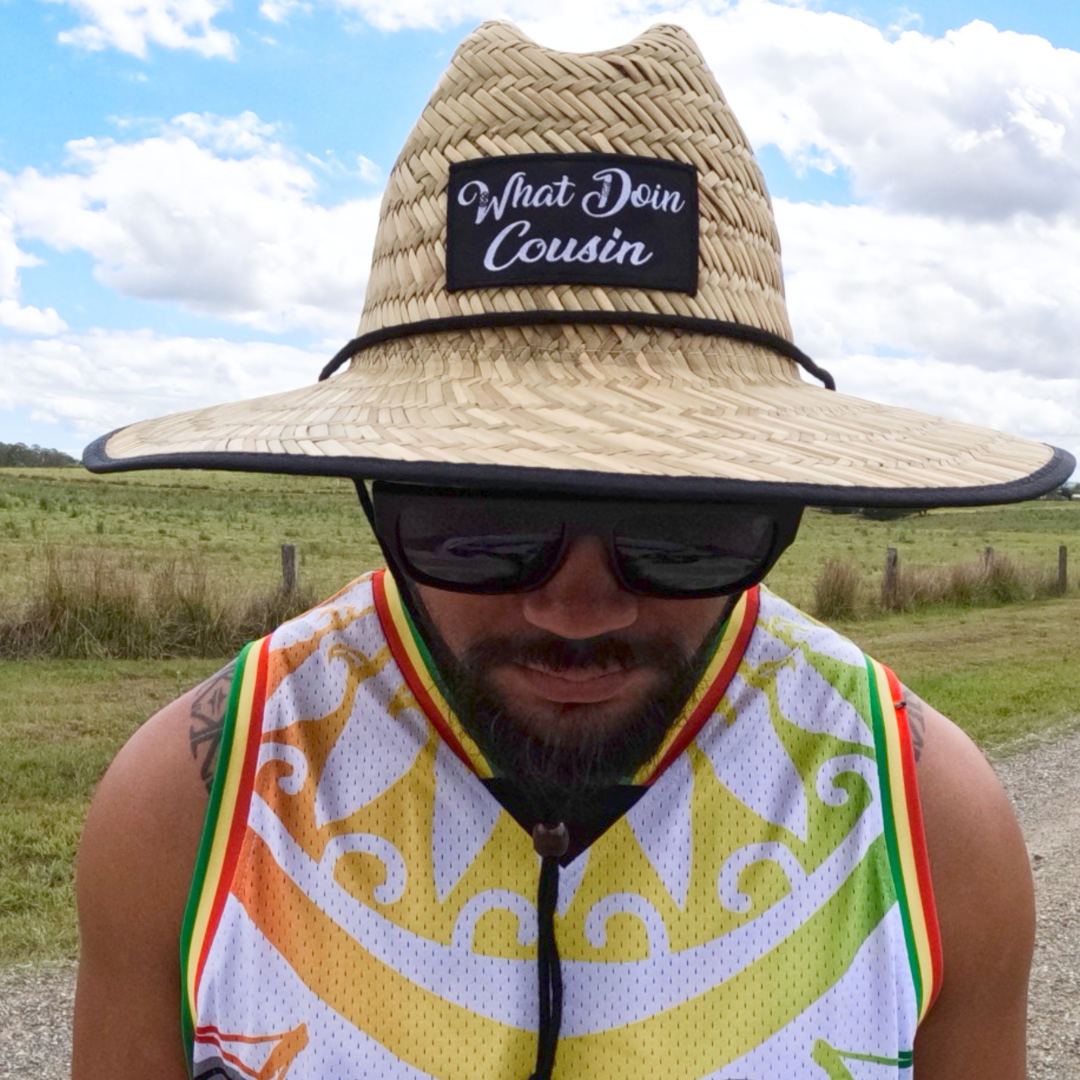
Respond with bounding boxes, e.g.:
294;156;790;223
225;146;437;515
422;620;722;822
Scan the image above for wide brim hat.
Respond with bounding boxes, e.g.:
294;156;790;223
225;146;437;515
84;22;1073;506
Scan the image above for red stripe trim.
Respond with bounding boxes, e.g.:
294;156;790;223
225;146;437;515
371;570;475;773
195;1025;289;1045
643;586;760;785
194;636;270;994
192;1034;262;1079
885;666;944;1010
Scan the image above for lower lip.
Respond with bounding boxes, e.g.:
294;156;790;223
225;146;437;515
507;663;649;704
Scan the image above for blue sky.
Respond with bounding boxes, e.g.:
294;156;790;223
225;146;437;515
1;0;1078;471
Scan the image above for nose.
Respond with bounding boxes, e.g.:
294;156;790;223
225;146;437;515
520;535;639;639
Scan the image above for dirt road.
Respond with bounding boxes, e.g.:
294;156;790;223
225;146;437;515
998;727;1080;1078
3;726;1078;1078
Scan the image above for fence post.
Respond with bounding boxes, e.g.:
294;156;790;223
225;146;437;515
1059;545;1068;595
983;546;995;568
882;547;899;609
281;543;298;594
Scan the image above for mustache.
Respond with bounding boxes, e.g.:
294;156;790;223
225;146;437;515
461;633;685;674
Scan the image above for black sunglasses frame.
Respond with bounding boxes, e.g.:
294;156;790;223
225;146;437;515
370;482;803;599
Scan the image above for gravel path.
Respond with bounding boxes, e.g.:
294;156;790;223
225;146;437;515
997;726;1080;1078
3;727;1079;1079
0;960;77;1079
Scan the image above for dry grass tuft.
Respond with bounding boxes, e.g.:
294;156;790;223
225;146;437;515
881;553;1058;614
0;547;319;659
812;557;863;621
812;551;1061;621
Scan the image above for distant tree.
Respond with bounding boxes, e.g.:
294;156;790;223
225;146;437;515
817;506;925;520
856;507;926;521
0;442;79;467
1042;482;1079;501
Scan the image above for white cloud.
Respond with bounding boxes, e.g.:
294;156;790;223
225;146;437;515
259;0;311;22
772;196;1080;465
2;114;381;336
0;300;68;335
357;155;382;184
170;111;280;155
34;0;1080;227
42;0;237;58
692;8;1080;221
777;199;1080;382
0;330;323;436
0;212;67;335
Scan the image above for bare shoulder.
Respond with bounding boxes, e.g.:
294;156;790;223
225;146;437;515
906;687;1034;1080
72;660;238;1080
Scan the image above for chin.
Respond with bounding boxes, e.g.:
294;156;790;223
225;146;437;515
502;696;647;747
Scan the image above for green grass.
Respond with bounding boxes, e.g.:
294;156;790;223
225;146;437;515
0;467;382;609
0;658;223;964
3;470;1078;618
769;503;1079;611
836;596;1080;750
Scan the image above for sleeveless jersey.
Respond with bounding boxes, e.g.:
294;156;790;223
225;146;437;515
182;571;941;1080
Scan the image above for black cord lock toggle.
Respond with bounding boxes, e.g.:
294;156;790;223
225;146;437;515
532;822;569;858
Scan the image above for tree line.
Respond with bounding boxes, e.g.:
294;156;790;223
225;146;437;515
0;442;79;467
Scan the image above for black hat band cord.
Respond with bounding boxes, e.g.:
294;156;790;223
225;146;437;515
319;310;836;391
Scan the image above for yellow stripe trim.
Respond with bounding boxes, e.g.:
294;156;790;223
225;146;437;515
184;641;263;1022
381;574;493;778
869;657;936;1020
631;589;751;784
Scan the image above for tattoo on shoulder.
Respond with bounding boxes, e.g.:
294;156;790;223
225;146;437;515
189;660;237;794
901;687;927;762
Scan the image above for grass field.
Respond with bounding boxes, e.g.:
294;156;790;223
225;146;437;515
0;467;380;607
0;657;222;964
2;466;1077;613
1;466;1079;965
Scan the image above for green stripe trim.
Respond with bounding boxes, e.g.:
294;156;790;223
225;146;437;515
178;641;253;1070
813;1039;911;1078
397;587;455;707
842;1049;907;1065
866;656;924;1016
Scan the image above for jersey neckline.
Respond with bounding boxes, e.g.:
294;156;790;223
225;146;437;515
372;568;759;787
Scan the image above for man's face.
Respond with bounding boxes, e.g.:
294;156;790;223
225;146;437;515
413;533;730;809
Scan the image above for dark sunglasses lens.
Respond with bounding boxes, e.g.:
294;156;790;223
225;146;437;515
614;511;776;595
396;503;561;590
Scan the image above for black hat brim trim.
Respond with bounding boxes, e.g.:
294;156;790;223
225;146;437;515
83;430;1075;509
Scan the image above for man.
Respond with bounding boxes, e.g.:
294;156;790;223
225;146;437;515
75;21;1071;1080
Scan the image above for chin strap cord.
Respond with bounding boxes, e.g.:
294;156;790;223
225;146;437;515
529;822;569;1080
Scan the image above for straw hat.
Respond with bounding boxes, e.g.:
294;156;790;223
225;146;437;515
84;21;1073;505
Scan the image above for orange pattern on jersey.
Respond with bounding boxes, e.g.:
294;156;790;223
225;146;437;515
194;1023;309;1080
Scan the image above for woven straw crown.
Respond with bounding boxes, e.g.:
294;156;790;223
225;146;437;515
360;21;788;339
85;21;1073;505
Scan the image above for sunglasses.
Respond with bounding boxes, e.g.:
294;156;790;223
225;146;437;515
371;482;802;599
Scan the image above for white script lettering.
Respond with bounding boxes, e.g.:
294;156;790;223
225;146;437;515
581;168;686;219
458;172;576;225
483;220;653;272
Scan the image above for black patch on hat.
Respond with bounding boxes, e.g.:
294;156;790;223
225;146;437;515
446;154;698;293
